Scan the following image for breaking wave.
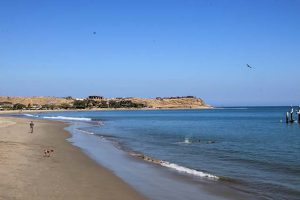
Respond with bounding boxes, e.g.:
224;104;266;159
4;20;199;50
130;152;219;180
42;116;92;121
23;113;39;117
75;128;95;135
160;161;219;180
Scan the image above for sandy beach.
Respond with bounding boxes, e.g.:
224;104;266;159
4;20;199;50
0;116;147;200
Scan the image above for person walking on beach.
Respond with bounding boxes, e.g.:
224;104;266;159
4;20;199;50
30;121;34;133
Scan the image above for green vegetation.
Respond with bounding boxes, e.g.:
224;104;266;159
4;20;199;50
71;99;146;109
97;100;109;108
108;100;145;108
0;96;202;111
41;104;57;110
13;103;26;110
0;102;13;110
73;100;87;109
59;103;72;109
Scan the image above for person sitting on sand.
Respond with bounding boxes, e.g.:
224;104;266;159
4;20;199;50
29;121;34;133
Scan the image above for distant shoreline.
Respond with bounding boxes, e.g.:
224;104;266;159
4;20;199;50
0;106;213;115
0;96;209;111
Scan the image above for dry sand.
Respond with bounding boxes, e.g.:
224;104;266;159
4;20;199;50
0;116;147;200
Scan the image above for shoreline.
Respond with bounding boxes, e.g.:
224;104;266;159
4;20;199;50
0;106;213;114
0;116;147;200
65;119;254;200
2;113;257;200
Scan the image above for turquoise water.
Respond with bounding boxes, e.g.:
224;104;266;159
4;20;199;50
21;107;300;199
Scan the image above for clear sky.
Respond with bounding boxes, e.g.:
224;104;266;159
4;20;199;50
0;0;299;106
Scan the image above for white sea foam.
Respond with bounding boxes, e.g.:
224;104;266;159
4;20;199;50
23;113;38;117
76;128;95;135
160;161;219;180
42;116;92;121
176;138;192;144
184;138;191;144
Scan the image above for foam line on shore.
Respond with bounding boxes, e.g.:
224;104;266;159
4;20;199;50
42;116;92;121
23;113;39;117
76;128;95;135
160;161;219;180
74;127;219;181
23;113;92;121
129;153;219;180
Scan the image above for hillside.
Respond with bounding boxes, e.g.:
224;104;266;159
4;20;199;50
0;96;210;110
125;97;208;109
0;96;72;106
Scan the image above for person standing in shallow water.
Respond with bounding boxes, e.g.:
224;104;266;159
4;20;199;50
286;112;289;123
290;106;294;122
30;121;34;133
298;106;300;122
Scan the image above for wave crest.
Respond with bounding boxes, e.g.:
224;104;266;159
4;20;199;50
160;161;219;180
23;114;39;117
130;152;219;180
75;128;95;135
42;116;92;121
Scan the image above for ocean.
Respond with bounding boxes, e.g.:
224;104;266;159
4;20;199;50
20;107;300;200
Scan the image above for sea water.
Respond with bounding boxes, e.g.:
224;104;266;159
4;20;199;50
20;107;300;199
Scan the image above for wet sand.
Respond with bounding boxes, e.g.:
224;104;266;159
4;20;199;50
0;116;147;200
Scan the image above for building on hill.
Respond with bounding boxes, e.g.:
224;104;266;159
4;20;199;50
88;96;104;100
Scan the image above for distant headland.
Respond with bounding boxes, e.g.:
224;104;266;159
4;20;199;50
0;96;211;111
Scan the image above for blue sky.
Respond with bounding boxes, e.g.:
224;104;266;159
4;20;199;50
0;0;299;106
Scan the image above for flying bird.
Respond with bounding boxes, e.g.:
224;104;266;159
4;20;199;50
93;31;96;35
246;64;253;69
